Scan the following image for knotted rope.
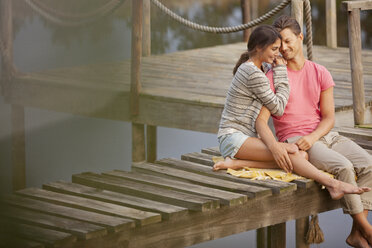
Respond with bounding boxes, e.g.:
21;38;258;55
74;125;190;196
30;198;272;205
151;0;291;34
152;0;313;61
304;0;313;60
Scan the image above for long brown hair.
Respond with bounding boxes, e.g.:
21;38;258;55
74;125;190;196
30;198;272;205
233;24;282;75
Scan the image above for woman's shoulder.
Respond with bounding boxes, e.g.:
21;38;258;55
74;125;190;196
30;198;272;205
237;61;264;77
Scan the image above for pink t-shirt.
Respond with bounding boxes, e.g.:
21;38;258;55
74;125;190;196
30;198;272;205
267;60;335;142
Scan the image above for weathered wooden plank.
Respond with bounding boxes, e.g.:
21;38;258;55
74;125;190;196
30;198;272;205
334;127;372;141
2;194;135;233
72;172;219;212
201;147;221;156
181;152;216;167
137;93;223;133
42;181;187;221
352;138;372;150
131;162;271;198
156;158;297;194
0;206;107;240
343;0;372;11
102;170;248;206
0;220;76;247
76;184;341;248
5;41;372;136
15;188;161;227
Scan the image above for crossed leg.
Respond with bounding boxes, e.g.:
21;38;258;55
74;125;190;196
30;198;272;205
214;137;369;200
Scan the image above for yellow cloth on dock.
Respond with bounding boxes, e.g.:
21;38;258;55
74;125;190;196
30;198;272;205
227;167;305;182
213;156;334;182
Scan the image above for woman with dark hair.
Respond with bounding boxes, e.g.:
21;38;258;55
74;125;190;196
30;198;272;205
215;25;368;200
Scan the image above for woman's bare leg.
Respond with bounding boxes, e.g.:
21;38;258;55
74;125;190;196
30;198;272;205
213;137;296;170
214;137;370;200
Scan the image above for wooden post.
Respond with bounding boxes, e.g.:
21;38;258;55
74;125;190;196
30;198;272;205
326;0;337;48
131;0;143;116
1;0;14;91
257;227;268;248
346;6;365;125
251;0;259;20
291;0;303;32
268;223;286;248
142;0;156;162
146;126;157;162
131;0;146;162
296;217;309;248
241;0;251;42
132;123;146;162
1;0;26;190
142;0;151;57
11;105;26;190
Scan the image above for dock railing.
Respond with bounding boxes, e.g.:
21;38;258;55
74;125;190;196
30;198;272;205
343;0;372;125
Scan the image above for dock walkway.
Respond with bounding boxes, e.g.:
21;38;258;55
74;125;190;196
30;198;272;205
7;44;372;133
1;126;371;248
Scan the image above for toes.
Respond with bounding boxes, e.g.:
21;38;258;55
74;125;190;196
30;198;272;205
362;187;371;192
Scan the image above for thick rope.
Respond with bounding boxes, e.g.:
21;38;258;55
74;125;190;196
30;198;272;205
24;0;126;27
304;0;313;60
151;0;292;33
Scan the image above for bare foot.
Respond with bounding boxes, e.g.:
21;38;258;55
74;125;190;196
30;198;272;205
346;227;369;248
326;179;371;200
213;157;235;171
358;226;372;247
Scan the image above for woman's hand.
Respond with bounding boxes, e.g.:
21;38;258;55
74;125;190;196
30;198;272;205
273;56;287;67
269;142;293;173
283;143;299;153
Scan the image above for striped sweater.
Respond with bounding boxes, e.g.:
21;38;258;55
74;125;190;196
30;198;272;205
217;61;289;138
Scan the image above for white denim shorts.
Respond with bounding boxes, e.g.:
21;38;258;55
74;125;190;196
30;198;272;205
218;132;249;158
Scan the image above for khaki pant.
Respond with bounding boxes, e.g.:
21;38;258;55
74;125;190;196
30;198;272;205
287;131;372;215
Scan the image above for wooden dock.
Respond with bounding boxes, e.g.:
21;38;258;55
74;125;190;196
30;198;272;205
5;43;372;134
0;126;371;248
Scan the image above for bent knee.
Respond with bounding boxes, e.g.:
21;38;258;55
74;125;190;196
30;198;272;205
299;150;309;160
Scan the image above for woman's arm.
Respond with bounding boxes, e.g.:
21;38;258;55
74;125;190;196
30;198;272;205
255;106;294;173
243;62;289;117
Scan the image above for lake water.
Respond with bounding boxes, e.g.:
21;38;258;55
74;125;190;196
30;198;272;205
1;0;372;247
